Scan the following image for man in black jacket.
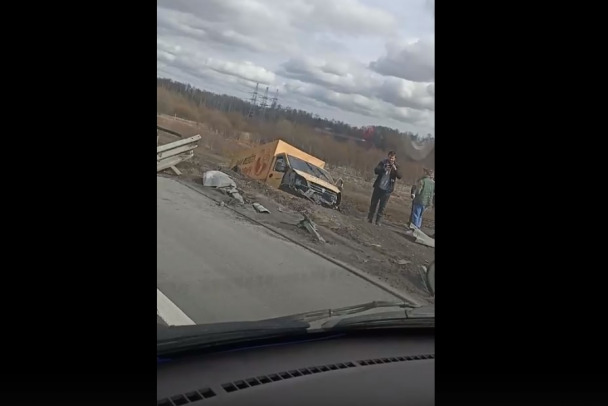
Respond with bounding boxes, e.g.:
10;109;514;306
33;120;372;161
368;151;402;225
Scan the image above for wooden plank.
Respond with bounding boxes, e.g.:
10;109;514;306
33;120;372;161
157;156;182;172
157;125;184;138
157;152;193;172
170;166;182;176
157;156;188;172
157;134;201;153
157;143;198;160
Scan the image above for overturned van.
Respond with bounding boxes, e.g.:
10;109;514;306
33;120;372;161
229;139;342;208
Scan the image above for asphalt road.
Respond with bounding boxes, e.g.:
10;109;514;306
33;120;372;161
157;176;400;325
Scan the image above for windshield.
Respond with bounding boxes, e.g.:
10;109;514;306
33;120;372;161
287;155;334;183
157;0;435;351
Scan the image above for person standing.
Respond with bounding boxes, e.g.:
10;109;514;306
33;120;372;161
410;168;435;229
368;151;402;225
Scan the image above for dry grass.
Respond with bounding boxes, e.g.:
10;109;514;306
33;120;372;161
157;87;434;227
157;86;429;179
157;114;434;228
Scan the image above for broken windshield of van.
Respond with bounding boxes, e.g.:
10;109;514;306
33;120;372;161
287;155;333;183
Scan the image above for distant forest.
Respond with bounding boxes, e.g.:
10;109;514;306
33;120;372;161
156;77;432;151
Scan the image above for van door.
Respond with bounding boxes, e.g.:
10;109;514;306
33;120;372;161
266;153;288;189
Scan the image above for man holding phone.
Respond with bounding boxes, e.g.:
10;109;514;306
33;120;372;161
368;151;402;226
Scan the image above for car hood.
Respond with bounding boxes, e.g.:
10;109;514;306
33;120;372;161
292;169;341;194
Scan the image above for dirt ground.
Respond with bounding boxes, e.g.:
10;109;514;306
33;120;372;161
157;115;435;305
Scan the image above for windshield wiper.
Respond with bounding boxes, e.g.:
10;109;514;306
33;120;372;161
268;300;419;324
267;300;434;331
157;319;310;356
157;301;431;356
322;305;435;330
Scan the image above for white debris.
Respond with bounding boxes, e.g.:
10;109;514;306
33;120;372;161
203;170;234;188
252;203;270;213
413;228;435;248
202;170;244;204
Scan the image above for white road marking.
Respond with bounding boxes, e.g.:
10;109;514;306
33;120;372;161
157;288;195;326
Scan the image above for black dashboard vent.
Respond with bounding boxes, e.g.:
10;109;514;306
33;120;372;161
158;353;435;403
220;361;357;393
219;354;433;394
157;387;216;406
357;353;434;366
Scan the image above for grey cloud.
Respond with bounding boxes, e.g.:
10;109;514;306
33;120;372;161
157;7;269;52
319;60;351;76
279;58;364;95
284;80;433;128
284;82;372;117
205;59;276;84
376;77;434;111
296;0;398;37
157;37;275;85
279;57;434;111
158;0;396;54
157;1;298;54
369;38;434;83
386;106;432;127
157;0;236;24
157;0;434;134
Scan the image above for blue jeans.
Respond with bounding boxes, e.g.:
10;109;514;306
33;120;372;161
411;203;426;228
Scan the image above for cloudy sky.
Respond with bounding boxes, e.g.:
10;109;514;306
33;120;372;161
157;0;434;135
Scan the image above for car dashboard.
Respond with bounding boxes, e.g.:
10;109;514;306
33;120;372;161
157;330;434;406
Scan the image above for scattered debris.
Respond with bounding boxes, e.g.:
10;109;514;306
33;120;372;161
412;228;435;248
403;225;435;248
355;255;371;264
252;203;270;213
202;170;244;204
395;259;411;265
297;214;326;243
202;170;234;188
218;201;225;207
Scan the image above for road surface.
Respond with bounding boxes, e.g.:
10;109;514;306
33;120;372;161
157;176;399;325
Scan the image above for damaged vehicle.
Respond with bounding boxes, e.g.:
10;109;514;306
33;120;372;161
229;139;343;208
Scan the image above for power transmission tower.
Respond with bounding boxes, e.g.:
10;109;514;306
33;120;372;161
270;89;279;109
259;86;269;120
247;83;259;118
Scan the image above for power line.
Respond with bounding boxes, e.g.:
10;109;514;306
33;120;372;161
259;86;269;119
270;89;279;109
247;83;259;118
